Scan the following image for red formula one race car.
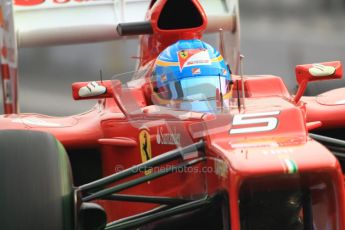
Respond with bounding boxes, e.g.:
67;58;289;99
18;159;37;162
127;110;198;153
1;0;345;229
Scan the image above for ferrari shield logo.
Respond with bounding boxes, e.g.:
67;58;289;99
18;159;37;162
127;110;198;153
139;129;152;175
177;49;211;70
179;50;188;59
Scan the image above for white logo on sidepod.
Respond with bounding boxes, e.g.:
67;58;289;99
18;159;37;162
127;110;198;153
156;127;181;145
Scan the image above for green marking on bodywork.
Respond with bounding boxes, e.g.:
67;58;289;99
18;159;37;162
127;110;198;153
57;140;74;230
284;159;298;174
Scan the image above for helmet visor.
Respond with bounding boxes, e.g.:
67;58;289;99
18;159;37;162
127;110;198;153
159;76;230;101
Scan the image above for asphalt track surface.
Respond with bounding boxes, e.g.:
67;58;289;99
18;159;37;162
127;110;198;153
1;0;345;116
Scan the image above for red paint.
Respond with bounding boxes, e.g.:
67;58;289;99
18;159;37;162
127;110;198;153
14;0;45;6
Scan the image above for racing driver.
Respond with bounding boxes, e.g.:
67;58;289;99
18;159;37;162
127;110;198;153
151;39;233;113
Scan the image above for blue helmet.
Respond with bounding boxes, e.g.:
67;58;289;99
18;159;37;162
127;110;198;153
152;39;232;112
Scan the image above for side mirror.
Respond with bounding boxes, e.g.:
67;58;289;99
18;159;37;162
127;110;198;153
294;61;343;103
72;80;113;100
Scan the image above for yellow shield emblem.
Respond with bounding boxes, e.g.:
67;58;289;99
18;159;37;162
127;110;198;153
139;129;152;175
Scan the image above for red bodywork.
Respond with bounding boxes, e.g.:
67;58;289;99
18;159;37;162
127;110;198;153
1;0;345;229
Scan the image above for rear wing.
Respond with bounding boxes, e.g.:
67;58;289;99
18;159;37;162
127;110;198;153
0;0;240;114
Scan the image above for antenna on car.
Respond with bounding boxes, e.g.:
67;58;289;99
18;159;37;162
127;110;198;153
218;74;224;111
240;54;246;109
100;69;103;83
218;28;225;57
98;69;106;108
236;80;241;111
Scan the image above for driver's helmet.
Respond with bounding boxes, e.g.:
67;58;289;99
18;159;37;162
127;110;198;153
152;39;232;112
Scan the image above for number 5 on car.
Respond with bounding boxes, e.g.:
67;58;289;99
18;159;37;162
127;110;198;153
230;111;280;134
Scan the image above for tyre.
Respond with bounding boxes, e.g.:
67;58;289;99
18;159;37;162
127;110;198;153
0;130;74;230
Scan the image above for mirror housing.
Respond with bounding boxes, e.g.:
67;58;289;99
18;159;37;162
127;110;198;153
72;80;113;100
294;61;343;103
